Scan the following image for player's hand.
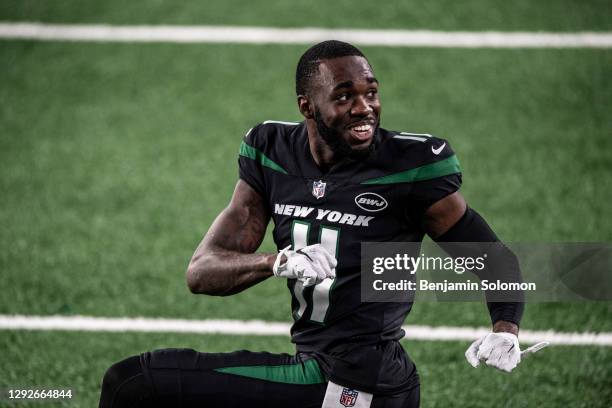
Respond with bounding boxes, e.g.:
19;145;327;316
465;332;549;373
272;244;337;287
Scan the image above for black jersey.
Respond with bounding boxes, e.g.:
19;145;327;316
238;120;461;393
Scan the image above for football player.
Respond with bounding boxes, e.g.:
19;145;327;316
99;41;545;408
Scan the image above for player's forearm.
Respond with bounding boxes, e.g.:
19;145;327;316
431;206;525;326
187;180;274;296
186;248;275;296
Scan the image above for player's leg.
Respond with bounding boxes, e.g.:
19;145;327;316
99;348;327;408
371;385;420;408
99;355;150;407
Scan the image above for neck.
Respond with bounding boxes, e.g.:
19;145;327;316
306;120;336;170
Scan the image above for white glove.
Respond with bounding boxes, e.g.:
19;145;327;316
272;244;337;287
465;332;549;373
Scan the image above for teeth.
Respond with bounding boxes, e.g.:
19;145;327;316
352;124;371;132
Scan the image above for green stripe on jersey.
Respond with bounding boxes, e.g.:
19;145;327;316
214;358;326;385
239;141;288;175
361;154;461;185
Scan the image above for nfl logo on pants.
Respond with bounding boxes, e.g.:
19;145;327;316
340;388;358;407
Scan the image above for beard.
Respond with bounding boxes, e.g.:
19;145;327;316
314;109;376;161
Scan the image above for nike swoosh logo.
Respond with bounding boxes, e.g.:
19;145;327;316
431;142;446;155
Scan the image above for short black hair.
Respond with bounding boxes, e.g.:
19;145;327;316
295;40;367;96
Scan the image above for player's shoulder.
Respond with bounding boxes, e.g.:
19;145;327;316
242;120;303;151
239;120;304;175
380;128;452;156
377;127;458;171
358;128;461;185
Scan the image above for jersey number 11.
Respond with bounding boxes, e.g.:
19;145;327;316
291;220;340;323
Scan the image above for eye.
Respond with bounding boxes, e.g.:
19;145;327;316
367;89;378;98
336;93;350;102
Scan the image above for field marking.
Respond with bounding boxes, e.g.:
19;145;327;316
0;23;611;48
1;315;611;346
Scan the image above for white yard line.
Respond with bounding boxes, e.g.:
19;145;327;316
1;315;611;346
0;23;611;48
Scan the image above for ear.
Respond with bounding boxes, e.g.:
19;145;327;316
297;95;315;120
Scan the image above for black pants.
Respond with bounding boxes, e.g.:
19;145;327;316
99;348;420;408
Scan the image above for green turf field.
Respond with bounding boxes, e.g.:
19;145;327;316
1;1;611;407
1;0;611;31
1;331;611;407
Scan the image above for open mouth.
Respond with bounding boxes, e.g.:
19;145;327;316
347;122;375;144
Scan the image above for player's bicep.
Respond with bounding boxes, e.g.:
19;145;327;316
422;192;467;238
200;180;270;254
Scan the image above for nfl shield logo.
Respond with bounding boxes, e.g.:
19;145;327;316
312;180;326;199
339;388;358;407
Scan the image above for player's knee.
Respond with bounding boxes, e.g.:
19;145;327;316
101;359;127;389
99;355;149;408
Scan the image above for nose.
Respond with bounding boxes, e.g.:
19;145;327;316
351;95;373;117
